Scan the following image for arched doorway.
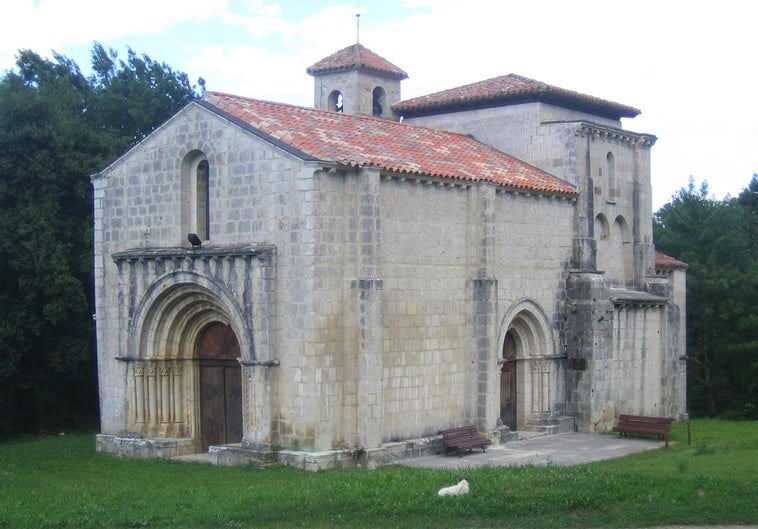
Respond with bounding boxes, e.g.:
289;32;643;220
499;301;558;431
197;322;243;450
500;331;517;428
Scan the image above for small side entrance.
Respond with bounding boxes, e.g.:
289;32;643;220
500;331;517;429
197;322;242;451
500;361;517;428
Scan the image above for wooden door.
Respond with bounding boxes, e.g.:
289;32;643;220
500;361;517;428
500;331;517;429
197;323;242;451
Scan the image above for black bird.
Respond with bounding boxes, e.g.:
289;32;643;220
188;233;202;248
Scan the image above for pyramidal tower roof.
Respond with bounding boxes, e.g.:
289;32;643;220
306;43;408;80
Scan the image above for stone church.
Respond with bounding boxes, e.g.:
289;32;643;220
93;43;688;468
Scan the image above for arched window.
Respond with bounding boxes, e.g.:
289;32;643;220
372;86;386;117
594;213;610;241
595;213;612;276
181;150;210;243
596;213;632;284
606;152;617;201
329;90;344;112
614;215;632;281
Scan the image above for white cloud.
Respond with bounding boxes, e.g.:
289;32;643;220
0;0;229;71
188;44;310;104
187;3;369;101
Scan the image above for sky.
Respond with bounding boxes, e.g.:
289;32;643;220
2;0;756;210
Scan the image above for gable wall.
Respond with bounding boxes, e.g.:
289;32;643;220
93;104;323;437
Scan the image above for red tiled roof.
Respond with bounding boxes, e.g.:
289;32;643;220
201;91;577;196
394;74;640;120
306;43;408;80
655;252;689;269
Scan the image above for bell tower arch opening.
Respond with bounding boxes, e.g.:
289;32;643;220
372;86;386;117
306;43;408;117
329;90;344;112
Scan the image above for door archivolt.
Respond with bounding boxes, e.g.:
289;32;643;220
127;279;247;441
498;301;555;430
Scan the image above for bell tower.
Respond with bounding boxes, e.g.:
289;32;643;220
306;43;408;119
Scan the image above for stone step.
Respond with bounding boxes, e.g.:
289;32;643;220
514;429;551;441
524;424;560;435
173;452;213;464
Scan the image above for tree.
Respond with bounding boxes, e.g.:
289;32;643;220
0;45;200;438
654;177;758;419
734;174;758;415
88;43;199;152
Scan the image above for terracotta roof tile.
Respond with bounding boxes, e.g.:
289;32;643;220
655;252;689;270
306;43;408;80
201;91;577;196
394;74;639;120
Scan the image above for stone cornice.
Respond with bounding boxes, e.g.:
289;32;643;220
112;243;276;264
575;122;657;148
610;287;668;307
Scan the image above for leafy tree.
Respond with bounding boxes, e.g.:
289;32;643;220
734;175;758;415
0;51;101;436
0;45;200;438
737;174;758;261
654;177;758;419
87;42;199;152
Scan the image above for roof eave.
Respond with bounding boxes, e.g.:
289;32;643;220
378;169;578;198
307;65;408;80
395;94;639;120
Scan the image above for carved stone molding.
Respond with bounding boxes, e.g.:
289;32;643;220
112;243;276;363
112;243;276;264
576;123;656;148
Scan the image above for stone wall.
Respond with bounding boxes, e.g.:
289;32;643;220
402;102;620;186
311;69;402;119
404;103;658;291
566;273;682;432
303;169;577;449
379;177;474;441
93;104;321;443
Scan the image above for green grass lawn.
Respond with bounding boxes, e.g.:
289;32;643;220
1;420;756;529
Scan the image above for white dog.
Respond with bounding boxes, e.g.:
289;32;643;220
437;479;470;497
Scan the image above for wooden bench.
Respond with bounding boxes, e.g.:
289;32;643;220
612;414;674;448
438;426;493;456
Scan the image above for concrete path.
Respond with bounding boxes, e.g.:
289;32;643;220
399;433;758;529
397;432;665;470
